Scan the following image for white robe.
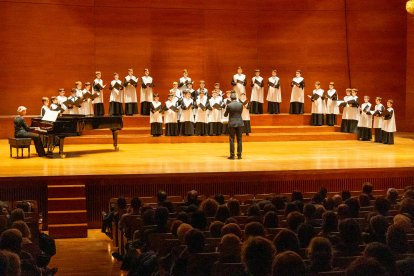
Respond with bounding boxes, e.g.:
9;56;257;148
326;89;339;115
221;98;231;124
209;97;222;123
82;89;94;115
150;101;162;123
57;95;68;114
232;74;246;97
267;76;281;103
382;107;396;132
348;96;360;121
358;102;372;128
92;78;104;104
342;95;353;120
171;88;182;100
196;88;208;99
373;104;384;129
251;76;264;103
180;98;194;122
311;88;325;114
124;75;138;103
40;106;49;116
239;97;251;121
109;80;123;103
140;76;153;103
164;99;178;124
195;97;209;123
290;77;304;103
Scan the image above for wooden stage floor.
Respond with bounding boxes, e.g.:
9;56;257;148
1;133;414;178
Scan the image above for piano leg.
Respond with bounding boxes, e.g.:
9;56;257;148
59;137;66;158
112;129;119;151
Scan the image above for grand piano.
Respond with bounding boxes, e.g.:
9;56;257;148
31;115;123;158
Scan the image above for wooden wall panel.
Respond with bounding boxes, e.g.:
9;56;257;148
405;15;414;131
0;0;410;130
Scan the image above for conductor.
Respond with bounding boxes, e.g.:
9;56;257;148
224;92;244;160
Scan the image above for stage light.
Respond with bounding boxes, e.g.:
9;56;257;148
407;0;414;15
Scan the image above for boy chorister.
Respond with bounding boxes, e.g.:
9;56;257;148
340;88;352;132
239;92;251;135
57;88;68;114
171;81;182;100
231;66;247;98
150;93;163;137
194;90;210;136
164;92;179;136
140;68;154;116
381;99;396;144
309;81;325;126
209;90;223;136
357;96;373;141
82;82;94;116
67;88;80;115
250;69;264;114
325;82;339;126
178;69;192;92
213;83;224;100
347;88;360;133
41;97;50;116
221;90;232;135
124;68;138;115
109;73;124;116
289;70;305;114
93;71;105;116
186;82;196;100
267;69;281;114
49;96;61;114
194;80;208;100
180;90;195;136
372;97;385;143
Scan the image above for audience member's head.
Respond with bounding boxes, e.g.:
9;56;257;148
369;215;389;242
322;211;338;233
346;256;389;276
9;208;25;224
157;190;168;203
221;223;242;239
200;198;219;217
307;237;333;273
362;182;374;198
0;250;21;276
312;193;324;205
185;229;205;253
227;199;240;217
190;210;207;230
116;197;127;210
218;234;241;263
284;202;299;216
393;214;412;233
341;190;352;201
339;218;361;247
244;222;266;238
397;257;414;276
273;229;300;254
386;188;399;205
403;189;414;200
291;190;303;202
130;197;142;211
215;205;230;223
375;197;391;216
176;211;189;223
399;198;414;218
177;223;193;243
263;203;276;214
170;220;183;237
297;223;316;248
209;221;224;238
332;194;343;207
186;190;199;206
337;204;351;220
319;187;328;199
214;194;225;205
286;211;305;232
247;204;261;218
142;208;155;225
364;242;397;275
303;204;316;220
386;224;408;254
359;194;371;207
270;196;286;210
263;211;278;228
11;220;31;239
0;229;22;254
242;236;275;276
272;250;306;276
323;197;335;211
345;197;360;218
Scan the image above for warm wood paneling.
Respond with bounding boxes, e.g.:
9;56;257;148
0;0;410;129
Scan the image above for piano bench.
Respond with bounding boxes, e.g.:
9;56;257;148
9;138;32;158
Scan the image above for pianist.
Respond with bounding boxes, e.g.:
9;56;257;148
14;106;46;157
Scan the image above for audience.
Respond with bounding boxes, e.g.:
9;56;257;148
242;236;275;276
272;250;306;276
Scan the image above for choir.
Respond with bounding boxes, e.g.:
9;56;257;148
37;67;396;144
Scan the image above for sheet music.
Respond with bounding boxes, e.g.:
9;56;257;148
41;110;60;122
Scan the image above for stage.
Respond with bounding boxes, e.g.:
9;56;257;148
1;134;414;228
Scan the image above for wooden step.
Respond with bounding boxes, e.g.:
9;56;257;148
48;210;87;224
63;132;356;145
48;223;88;239
48;185;85;198
48;198;86;211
